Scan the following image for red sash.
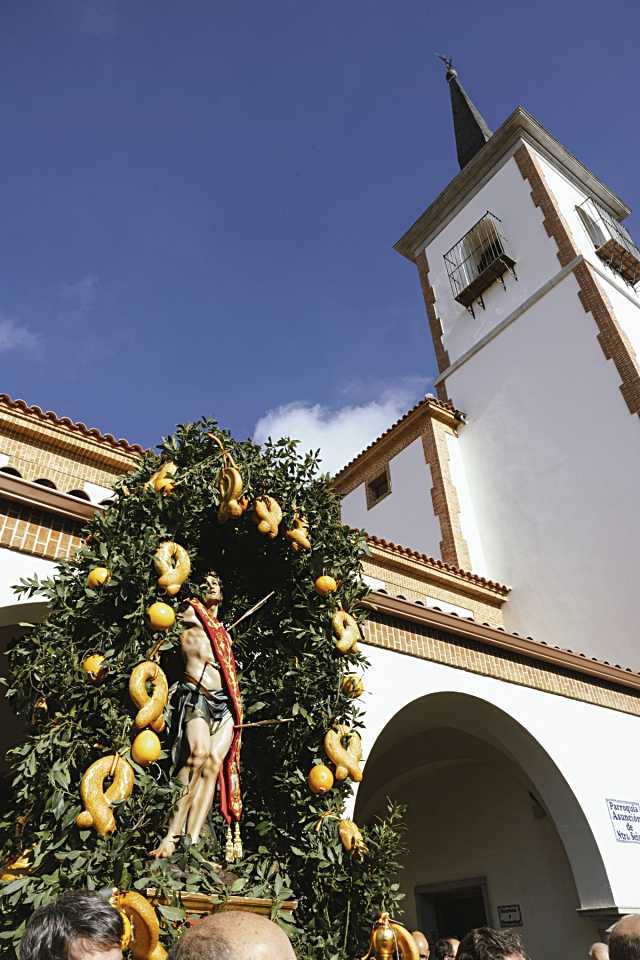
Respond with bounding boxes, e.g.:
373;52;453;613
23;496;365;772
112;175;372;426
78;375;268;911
188;600;243;824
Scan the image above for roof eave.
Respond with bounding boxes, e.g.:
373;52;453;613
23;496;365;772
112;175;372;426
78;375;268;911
395;106;631;261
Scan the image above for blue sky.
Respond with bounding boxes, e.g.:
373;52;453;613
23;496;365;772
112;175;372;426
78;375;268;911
2;1;639;469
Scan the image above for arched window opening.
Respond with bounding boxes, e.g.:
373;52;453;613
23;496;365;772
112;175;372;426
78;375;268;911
67;489;91;502
0;466;22;478
34;478;57;490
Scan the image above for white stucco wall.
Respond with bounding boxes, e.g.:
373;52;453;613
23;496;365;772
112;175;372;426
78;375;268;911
365;746;598;957
596;278;640;372
357;644;640;915
0;547;55;607
445;269;640;669
534;152;640;361
445;433;488;575
339;438;442;556
422;148;562;366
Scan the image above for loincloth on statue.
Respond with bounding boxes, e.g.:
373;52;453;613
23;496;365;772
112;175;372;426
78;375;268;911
169;680;232;770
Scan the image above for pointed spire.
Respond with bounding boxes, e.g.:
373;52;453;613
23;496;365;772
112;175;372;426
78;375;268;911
437;56;492;170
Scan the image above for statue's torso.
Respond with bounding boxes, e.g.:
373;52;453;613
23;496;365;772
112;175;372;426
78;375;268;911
180;605;224;691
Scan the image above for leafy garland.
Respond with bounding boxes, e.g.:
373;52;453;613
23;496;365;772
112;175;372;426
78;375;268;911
0;419;405;958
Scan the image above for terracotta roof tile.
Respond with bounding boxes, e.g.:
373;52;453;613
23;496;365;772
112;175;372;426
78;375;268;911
375;586;640;679
333;394;465;482
365;531;511;595
0;394;146;455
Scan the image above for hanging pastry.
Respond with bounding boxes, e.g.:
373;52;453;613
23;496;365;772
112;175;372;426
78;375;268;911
76;755;135;836
286;513;311;552
129;661;168;731
153;541;191;596
332;609;360;654
324;724;363;782
252;495;283;538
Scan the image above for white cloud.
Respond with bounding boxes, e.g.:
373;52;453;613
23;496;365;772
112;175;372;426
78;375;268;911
0;317;40;354
253;377;430;475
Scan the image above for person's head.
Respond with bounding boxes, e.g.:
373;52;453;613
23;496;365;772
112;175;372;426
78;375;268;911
203;571;223;606
457;927;526;960
19;889;124;960
167;910;296;960
433;938;458;960
590;943;610;960
609;915;640;960
412;930;430;959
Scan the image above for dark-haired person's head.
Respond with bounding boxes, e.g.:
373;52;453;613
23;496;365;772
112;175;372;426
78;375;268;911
19;889;123;960
167;911;296;960
457;927;526;960
609;915;640;960
433;937;459;960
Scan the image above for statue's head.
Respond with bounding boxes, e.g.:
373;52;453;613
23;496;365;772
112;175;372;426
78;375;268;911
203;570;223;606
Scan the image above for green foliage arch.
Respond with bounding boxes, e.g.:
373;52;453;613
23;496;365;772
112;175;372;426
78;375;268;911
0;419;404;958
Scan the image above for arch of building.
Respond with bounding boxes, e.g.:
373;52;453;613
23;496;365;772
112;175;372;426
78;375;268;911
351;643;640;956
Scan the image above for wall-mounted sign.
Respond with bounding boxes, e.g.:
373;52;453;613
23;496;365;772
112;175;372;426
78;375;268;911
497;904;523;928
607;798;640;843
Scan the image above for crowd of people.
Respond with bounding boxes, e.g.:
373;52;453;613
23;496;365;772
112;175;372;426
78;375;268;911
16;888;640;960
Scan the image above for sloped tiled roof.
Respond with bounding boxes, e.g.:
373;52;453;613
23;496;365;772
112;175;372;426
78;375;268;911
333;394;464;483
0;394;145;455
366;532;510;595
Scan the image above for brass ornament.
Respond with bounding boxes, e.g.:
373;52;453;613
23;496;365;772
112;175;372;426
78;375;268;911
76;754;135;836
252;495;283;538
332;609;360;655
324;724;363;782
339;818;368;859
286;513;311;552
340;673;364;698
361;913;420;960
153;541;191;597
129;661;168;731
112;890;167;960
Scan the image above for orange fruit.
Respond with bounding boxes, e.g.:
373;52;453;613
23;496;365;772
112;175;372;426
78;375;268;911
82;654;107;683
307;763;334;795
314;575;337;597
131;730;161;766
87;567;110;589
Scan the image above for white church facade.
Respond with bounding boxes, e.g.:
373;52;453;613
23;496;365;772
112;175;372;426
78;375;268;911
1;65;640;959
338;64;640;958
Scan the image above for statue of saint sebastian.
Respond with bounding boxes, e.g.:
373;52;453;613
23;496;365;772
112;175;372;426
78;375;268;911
150;571;242;861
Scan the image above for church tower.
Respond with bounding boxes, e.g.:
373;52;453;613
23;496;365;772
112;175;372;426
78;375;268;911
391;64;640;669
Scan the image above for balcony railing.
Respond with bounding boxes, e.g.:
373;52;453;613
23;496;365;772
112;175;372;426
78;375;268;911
444;212;517;314
577;198;640;286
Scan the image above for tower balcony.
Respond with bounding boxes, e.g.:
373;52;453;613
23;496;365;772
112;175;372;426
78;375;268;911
577;198;640;286
444;211;517;314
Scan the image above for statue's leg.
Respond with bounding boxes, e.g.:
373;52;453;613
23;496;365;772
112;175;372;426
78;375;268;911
187;714;234;842
149;716;210;859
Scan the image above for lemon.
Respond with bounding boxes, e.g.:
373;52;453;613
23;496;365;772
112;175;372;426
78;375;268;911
82;654;107;683
131;730;162;766
341;674;365;698
87;567;110;589
307;763;334;795
314;575;337;597
147;602;175;630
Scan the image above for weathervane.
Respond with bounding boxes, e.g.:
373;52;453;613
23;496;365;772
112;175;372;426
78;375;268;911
436;53;454;71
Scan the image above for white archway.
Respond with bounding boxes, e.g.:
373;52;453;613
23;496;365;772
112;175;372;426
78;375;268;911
355;689;613;914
